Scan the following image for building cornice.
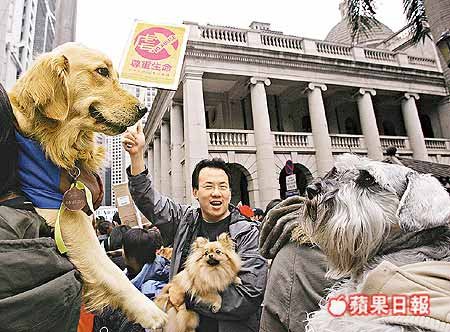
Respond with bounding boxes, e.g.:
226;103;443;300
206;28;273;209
184;44;446;94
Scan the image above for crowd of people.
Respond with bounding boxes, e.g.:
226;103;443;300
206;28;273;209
76;122;322;332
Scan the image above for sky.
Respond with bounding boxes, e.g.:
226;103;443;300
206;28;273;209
76;0;407;67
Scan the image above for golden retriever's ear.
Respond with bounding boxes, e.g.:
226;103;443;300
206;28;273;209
192;237;208;250
218;233;235;251
14;53;70;121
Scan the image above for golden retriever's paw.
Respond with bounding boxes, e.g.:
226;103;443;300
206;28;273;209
135;302;168;329
211;302;222;313
234;276;242;285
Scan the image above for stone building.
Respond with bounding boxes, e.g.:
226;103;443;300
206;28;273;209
142;17;450;209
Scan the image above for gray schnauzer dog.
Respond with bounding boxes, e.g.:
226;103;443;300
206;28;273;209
303;154;450;332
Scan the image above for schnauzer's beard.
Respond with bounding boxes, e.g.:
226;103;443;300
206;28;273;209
304;184;399;279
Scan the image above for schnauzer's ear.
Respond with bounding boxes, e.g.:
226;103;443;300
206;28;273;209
192;237;209;250
12;53;70;121
397;172;450;232
218;233;234;251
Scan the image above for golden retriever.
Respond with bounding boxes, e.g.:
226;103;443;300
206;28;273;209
8;43;167;329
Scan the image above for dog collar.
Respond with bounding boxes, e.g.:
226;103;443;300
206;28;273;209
55;179;94;254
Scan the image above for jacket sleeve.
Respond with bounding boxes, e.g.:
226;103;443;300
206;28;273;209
127;167;191;245
190;223;268;320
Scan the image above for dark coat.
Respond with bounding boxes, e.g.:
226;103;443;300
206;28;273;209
0;205;82;332
127;168;268;332
259;242;332;332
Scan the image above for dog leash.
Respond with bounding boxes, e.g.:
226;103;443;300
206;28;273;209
55;166;95;254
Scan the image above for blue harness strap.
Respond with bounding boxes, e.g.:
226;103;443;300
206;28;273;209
15;132;63;209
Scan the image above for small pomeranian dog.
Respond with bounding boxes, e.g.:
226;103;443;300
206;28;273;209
155;233;241;332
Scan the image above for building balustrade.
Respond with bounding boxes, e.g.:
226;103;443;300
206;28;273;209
206;129;255;150
187;23;439;72
407;55;436;67
206;129;450;156
260;33;303;50
316;41;352;57
199;26;247;44
425;138;450;150
273;132;311;148
330;134;364;150
364;49;396;62
380;136;409;150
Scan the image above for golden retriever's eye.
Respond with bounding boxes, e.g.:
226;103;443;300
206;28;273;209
95;67;109;77
204;251;209;256
215;249;221;254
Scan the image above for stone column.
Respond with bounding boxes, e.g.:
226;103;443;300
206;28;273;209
305;83;334;175
438;97;450;139
160;120;171;196
170;103;185;202
153;134;161;191
401;93;428;161
183;71;209;202
147;145;154;180
249;77;278;208
355;88;383;160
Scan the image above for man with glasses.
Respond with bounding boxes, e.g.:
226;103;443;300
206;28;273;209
123;123;267;332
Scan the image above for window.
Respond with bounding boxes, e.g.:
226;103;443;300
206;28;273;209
382;121;396;136
344;117;357;135
302;115;312;132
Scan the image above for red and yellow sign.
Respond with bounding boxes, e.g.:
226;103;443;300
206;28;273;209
119;21;189;90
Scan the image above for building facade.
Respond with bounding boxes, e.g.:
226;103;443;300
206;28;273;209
143;17;450;209
33;0;56;57
106;84;157;206
54;0;76;47
0;0;77;90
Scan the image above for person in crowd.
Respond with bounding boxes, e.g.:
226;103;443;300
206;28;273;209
95;216;106;231
112;211;122;226
106;224;131;270
258;196;332;332
251;208;264;223
94;227;170;332
122;227;169;293
97;220;113;251
122;122;267;332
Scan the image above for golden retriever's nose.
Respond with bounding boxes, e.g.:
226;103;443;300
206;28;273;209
136;104;147;118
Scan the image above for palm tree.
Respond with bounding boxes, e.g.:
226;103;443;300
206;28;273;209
344;0;450;90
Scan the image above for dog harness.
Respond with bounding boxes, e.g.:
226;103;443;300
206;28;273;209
15;132;63;209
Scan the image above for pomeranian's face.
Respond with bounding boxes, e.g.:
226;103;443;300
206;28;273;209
187;233;241;273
